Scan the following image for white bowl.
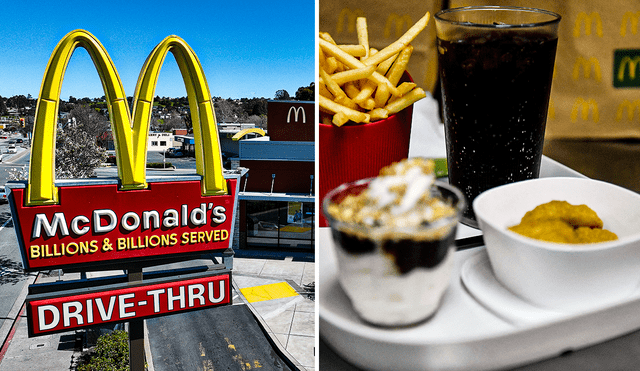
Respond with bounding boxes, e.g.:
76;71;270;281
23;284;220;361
473;177;640;312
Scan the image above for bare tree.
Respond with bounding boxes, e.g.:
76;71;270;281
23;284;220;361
69;105;109;139
55;127;107;179
159;116;185;132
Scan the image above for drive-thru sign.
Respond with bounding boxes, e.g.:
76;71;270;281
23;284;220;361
7;31;240;370
27;271;232;336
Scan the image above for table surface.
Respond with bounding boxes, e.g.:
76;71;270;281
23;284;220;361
319;97;640;370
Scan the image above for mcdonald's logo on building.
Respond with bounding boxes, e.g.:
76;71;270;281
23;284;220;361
616;100;640;121
571;98;599;123
7;30;240;272
614;49;640;88
572;56;601;82
620;11;640;37
336;8;365;34
287;106;306;123
573;12;603;37
384;13;413;38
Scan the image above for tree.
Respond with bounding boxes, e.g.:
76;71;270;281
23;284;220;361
274;89;290;100
55;127;107;179
69;105;109;139
214;98;245;123
159;116;185;132
247;114;267;129
77;330;129;371
0;96;7;116
295;83;315;101
6;95;29;109
246;98;268;116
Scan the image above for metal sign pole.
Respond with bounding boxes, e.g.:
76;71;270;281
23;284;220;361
128;268;145;371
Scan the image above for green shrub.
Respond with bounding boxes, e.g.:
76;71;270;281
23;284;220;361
77;330;129;371
146;162;173;169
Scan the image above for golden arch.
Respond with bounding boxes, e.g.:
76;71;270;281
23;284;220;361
28;30;226;206
616;100;640;121
572;56;601;82
384;14;413;38
573;12;603;38
618;56;640;81
232;128;266;141
336;8;365;34
570;98;599;123
621;11;640;37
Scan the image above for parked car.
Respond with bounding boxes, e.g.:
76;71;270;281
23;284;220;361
165;148;184;158
0;186;7;204
6;145;16;154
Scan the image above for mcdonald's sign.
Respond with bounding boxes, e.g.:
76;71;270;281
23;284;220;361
571;98;599;123
573;12;603;37
384;13;413;38
614;49;640;88
267;101;314;142
7;30;239;272
287;106;306;123
616;99;640;121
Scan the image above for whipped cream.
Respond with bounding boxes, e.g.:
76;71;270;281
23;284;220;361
327;158;456;230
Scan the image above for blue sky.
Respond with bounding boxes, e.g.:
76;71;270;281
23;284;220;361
0;0;315;100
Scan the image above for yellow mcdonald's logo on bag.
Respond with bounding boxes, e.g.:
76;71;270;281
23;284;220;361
616;100;640;121
571;98;599;123
28;29;227;206
617;56;640;81
384;14;413;38
572;56;601;81
621;11;640;36
614;50;640;87
336;8;365;34
573;12;603;37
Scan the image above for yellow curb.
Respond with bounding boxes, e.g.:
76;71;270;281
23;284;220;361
240;282;299;303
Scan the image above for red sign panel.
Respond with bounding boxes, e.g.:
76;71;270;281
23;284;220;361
27;271;231;336
10;178;237;271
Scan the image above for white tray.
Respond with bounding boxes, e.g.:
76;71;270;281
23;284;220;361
319;156;640;371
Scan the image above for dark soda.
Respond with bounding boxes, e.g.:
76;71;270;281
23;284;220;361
438;33;558;224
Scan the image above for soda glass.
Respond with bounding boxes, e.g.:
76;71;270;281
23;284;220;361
435;6;561;227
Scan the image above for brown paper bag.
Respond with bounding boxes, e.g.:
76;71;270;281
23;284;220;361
453;0;640;139
319;0;444;94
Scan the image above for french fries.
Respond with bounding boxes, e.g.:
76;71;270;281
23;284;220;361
319;12;430;126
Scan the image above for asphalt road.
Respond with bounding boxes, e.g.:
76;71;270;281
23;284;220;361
147;305;296;371
0;202;36;346
0;138;30;187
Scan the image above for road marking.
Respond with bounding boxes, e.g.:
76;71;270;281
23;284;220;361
239;282;298;303
0;218;9;231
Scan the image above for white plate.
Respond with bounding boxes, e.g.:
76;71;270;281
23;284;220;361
320;230;640;371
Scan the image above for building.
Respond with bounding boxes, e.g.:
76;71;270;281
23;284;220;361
218;122;265;157
147;132;175;152
235;100;314;260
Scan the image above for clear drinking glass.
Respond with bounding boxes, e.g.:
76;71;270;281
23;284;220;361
435;6;561;227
